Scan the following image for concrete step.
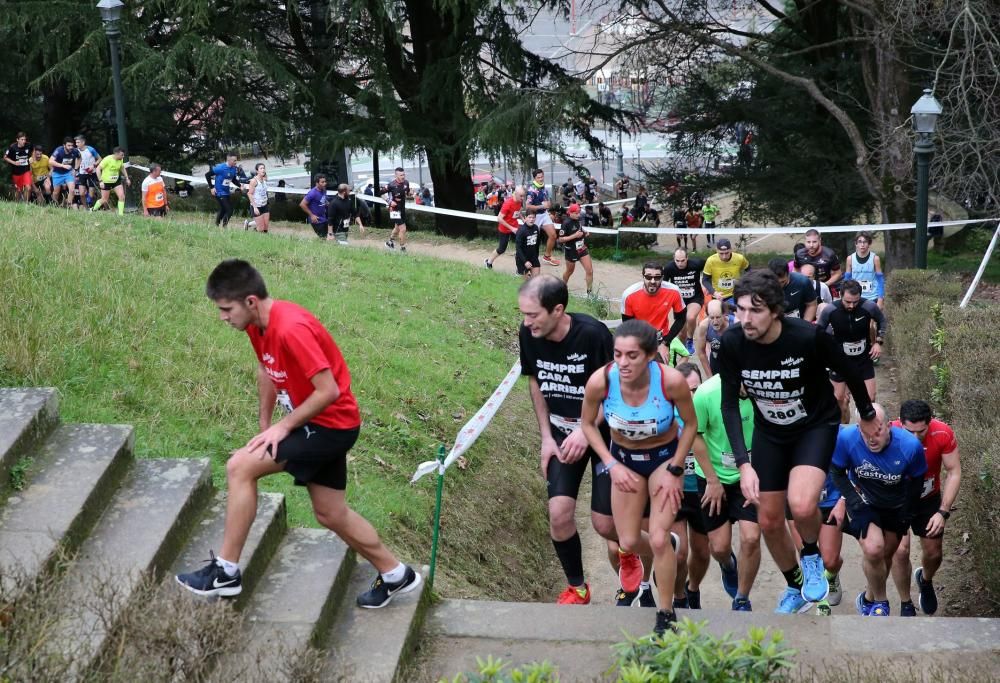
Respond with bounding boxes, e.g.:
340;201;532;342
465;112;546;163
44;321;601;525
421;599;1000;682
214;528;354;681
44;458;213;678
0;387;59;473
0;423;133;589
325;560;430;683
168;490;287;609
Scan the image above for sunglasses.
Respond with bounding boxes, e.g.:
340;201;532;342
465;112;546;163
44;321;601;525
643;274;663;281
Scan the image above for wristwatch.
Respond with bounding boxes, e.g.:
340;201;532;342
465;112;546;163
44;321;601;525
666;464;685;477
938;508;951;520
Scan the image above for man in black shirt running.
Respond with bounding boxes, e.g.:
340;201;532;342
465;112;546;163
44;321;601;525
519;275;647;605
816;280;886;422
382;167;410;253
663;248;706;352
717;270;876;614
328;183;369;245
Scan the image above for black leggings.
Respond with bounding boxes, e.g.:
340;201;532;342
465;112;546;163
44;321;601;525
214;195;234;226
495;232;513;255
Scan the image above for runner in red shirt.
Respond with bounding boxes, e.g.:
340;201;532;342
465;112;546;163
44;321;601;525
621;261;686;361
177;260;421;608
889;399;960;616
485;185;524;269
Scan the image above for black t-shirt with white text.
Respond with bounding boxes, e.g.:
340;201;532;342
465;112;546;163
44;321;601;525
663;259;705;302
519;313;612;435
5;144;31;173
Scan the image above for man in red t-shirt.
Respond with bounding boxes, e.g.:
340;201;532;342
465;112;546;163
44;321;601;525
177;259;421;608
485;185;525;269
620;261;686;361
889;399;961;616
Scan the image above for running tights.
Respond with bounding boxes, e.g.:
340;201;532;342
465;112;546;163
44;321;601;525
214;195;234;226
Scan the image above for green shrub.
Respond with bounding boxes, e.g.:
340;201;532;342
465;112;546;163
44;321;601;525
441;656;557;683
612;619;794;683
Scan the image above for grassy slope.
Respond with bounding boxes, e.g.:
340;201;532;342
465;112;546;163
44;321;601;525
0;202;596;599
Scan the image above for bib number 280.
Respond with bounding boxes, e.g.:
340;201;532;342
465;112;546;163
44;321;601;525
756;398;806;426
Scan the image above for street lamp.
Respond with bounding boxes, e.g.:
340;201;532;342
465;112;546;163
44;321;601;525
911;88;942;269
97;0;128;155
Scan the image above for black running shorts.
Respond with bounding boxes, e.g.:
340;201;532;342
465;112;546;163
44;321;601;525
274;423;358;490
829;359;875;383
546;426;612;516
846;503;907;539
677;489;708;535
696;477;758;531
908;491;943;538
750;420;840;492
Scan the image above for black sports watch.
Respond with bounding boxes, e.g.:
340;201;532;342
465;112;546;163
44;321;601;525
938;509;951;520
666;463;685;477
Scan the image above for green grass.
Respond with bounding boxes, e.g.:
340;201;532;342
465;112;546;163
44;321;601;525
0;202;605;599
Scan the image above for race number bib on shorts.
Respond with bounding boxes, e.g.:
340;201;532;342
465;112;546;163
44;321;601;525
549;414;580;436
719;277;735;291
607;413;658;439
755;398;806;426
389;210;401;220
276;390;294;414
922;476;935;498
842;339;866;356
575;240;586;252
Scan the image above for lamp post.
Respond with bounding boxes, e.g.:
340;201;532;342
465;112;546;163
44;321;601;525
910;88;943;269
97;0;128;155
616;128;624;179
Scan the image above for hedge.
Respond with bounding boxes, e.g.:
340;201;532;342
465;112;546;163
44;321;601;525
885;269;999;607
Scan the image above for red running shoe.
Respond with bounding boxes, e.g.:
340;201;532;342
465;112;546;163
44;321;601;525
556;583;591;605
618;551;644;593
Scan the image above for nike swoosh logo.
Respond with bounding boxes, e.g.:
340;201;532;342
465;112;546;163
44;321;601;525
789;290;800;295
854;317;864;321
213;577;238;588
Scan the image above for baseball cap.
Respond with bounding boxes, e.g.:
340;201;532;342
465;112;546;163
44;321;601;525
716;238;732;249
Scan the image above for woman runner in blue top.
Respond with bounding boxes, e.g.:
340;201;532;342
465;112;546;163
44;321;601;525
582;319;697;635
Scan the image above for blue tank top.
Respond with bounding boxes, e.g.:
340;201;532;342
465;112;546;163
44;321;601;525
603;361;675;441
705;315;734;373
850;251;878;301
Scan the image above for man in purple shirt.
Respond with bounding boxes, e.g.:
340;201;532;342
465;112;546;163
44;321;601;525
299;175;330;238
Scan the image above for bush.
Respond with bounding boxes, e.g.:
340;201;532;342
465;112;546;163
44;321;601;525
612;619;794;683
441;656;557;683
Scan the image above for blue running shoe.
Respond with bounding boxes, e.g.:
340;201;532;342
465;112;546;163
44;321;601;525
775;587;812;614
855;591;873;616
868;601;890;616
900;601;917;617
800;554;829;602
720;552;739;599
915;567;938;615
732;597;752;611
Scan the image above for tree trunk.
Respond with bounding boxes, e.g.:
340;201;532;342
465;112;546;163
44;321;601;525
426;142;478;238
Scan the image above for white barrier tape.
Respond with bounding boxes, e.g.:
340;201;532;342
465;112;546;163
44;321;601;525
411;361;522;482
126;163;999;237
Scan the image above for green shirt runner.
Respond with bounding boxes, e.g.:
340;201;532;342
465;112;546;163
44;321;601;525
693;374;753;484
702;202;720;223
98;156;125;183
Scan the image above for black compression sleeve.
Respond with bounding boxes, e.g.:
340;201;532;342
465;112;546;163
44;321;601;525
831;466;864;510
204;169;214;185
664;311;686;345
818;328;875;420
702;273;715;295
864;300;887;339
718;344;750;466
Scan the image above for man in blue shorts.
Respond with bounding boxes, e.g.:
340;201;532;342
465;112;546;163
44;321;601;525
49;137;81;208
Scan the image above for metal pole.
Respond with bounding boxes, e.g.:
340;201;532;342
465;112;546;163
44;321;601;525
428;444;447;588
914;136;934;269
960;224;1000;308
418;151;423;186
105;27;128;154
616;129;624;178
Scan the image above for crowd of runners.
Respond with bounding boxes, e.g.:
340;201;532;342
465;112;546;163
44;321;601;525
517;227;961;634
8;132;962;636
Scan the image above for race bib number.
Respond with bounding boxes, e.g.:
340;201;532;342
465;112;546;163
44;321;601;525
756;398;807;426
719;276;735;291
921;476;935;498
16;158;27;166
575;240;586;252
223;179;233;188
549;414;580;436
607;413;658;440
720;452;737;469
389;210;401;220
342;218;350;228
680;286;695;299
860;279;875;294
106;173;119;182
154;191;164;202
179;190;189;197
684;453;696;476
842;339;866;356
276;390;294;414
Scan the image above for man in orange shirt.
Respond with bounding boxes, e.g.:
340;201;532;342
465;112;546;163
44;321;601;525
621;261;686;361
141;163;169;217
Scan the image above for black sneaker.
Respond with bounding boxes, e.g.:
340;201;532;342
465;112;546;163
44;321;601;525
915;567;938;615
654;609;677;636
400;245;407;253
385;239;395;250
637;586;656;608
175;551;242;597
685;583;702;609
672;595;689;609
615;587;639;607
357;565;422;609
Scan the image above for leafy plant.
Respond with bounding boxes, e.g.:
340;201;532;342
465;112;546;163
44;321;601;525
442;656;558;683
8;455;32;491
611;618;795;682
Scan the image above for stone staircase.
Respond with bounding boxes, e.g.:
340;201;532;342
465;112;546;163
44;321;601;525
0;388;428;682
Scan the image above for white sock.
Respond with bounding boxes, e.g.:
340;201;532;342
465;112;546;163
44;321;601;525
216;556;239;577
639;581;651;591
381;563;407;583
